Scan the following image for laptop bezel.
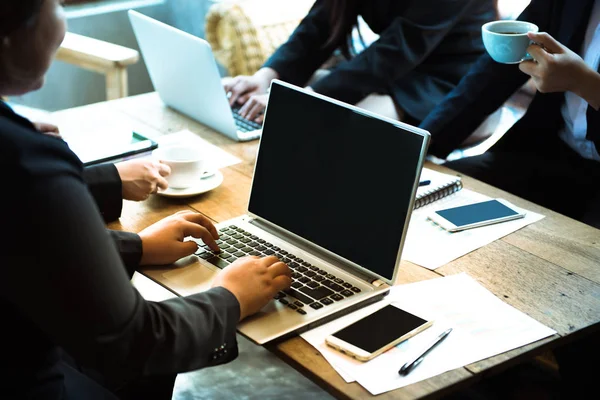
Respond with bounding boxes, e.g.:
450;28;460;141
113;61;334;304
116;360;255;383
245;80;431;286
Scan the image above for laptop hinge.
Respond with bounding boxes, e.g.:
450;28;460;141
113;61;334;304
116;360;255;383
372;279;387;287
248;217;381;284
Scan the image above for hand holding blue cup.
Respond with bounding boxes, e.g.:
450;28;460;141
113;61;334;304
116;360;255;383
482;20;539;64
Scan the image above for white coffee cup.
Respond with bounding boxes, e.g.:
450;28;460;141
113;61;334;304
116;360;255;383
152;145;205;189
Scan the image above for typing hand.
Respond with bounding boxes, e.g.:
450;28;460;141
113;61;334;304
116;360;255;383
238;93;268;123
223;75;267;107
223;67;278;106
212;256;292;321
115;158;171;201
138;211;220;265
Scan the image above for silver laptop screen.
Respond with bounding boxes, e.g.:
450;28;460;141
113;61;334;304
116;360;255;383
248;82;427;281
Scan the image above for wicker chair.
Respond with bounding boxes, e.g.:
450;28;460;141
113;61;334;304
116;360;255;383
205;0;314;76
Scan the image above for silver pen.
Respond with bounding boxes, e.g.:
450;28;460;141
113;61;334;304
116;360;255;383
399;328;453;376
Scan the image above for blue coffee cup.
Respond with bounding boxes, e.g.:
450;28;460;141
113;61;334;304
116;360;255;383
482;20;539;64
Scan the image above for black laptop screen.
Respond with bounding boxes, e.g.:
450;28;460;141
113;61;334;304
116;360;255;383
248;82;427;281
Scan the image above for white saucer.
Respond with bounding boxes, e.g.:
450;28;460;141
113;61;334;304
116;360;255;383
156;170;224;198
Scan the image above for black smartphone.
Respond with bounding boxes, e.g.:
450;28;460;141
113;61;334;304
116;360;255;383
325;304;432;361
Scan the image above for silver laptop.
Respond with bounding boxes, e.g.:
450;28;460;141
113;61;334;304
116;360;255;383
185;80;430;344
128;10;261;141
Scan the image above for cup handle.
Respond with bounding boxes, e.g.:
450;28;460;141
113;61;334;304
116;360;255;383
522;40;547;63
521;38;537;62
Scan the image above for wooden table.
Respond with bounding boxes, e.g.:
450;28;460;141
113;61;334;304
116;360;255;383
52;92;600;399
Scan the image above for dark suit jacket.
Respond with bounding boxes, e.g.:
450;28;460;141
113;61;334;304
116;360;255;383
264;0;496;121
0;102;144;273
0;103;240;398
1;102;124;222
421;0;599;159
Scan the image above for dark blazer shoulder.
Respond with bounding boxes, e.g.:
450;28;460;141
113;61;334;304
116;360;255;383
0;110;83;183
0;105;122;221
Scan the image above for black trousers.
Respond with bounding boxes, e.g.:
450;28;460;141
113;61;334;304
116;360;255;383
446;136;600;229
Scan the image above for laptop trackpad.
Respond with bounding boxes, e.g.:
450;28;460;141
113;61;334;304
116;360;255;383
161;256;219;296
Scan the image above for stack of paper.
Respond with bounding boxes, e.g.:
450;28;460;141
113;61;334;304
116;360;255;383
301;273;555;395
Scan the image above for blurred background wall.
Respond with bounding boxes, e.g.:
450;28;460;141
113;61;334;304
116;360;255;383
11;0;218;111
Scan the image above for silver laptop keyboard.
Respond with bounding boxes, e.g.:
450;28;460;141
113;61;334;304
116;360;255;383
231;106;263;132
194;225;362;315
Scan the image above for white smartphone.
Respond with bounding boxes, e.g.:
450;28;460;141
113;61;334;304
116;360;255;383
325;304;433;361
427;198;525;232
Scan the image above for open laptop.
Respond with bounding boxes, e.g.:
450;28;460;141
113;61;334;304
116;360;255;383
175;80;430;344
128;10;261;141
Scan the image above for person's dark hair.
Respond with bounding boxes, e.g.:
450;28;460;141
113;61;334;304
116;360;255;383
0;0;45;37
323;0;361;59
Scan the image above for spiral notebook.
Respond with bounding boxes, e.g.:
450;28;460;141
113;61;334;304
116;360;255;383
415;168;463;209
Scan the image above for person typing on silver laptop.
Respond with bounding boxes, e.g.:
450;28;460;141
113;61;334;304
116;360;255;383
129;10;263;142
176;80;431;344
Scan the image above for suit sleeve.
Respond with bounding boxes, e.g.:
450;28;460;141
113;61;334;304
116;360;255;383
420;1;549;158
83;164;123;223
420;55;530;158
263;0;336;86
4;172;240;384
84;166;145;275
310;0;484;105
108;230;143;279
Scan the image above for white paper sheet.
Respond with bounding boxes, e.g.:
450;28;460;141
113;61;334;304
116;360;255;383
153;130;242;170
300;273;556;396
402;189;544;269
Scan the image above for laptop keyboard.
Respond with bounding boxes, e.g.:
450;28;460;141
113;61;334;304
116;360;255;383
194;225;362;315
231;106;263;132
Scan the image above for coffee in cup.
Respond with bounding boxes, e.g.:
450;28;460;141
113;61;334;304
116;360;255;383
482;20;539;64
152;145;205;189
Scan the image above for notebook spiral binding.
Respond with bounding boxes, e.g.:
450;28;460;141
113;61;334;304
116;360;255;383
414;179;463;209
